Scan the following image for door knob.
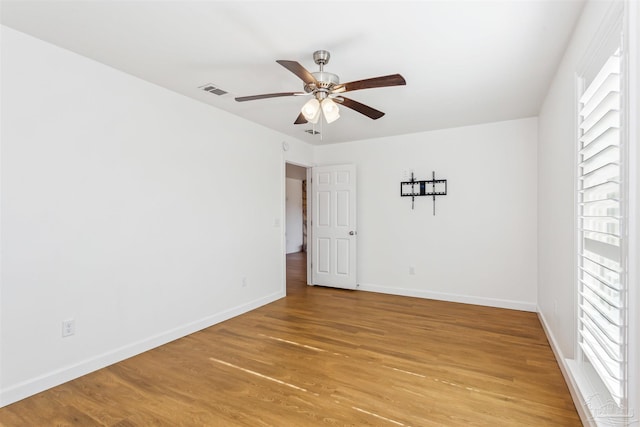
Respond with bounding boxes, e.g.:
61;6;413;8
349;231;356;236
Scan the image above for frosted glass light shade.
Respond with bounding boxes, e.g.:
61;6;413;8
321;98;340;123
301;98;321;124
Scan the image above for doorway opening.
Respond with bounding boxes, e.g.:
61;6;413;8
285;163;309;294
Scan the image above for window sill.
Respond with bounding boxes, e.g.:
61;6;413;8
566;359;637;426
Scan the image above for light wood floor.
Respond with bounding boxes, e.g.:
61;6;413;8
1;252;581;426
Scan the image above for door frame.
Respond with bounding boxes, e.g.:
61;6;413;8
283;162;357;289
306;166;313;285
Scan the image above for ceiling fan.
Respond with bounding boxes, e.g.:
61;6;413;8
235;50;406;125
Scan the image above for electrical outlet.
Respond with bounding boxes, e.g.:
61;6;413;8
62;319;75;337
242;277;247;287
409;266;415;275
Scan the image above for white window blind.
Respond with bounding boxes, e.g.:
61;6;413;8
577;50;626;406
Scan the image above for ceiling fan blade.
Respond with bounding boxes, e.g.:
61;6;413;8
333;74;406;94
294;112;308;125
276;60;317;86
235;92;305;102
338;97;385;120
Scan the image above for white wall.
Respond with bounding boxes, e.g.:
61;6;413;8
537;1;639;424
537;0;611;363
314;118;538;311
285;178;303;254
284;140;313;168
0;26;312;406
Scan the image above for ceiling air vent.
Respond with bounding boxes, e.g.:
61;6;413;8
305;129;320;135
199;83;228;96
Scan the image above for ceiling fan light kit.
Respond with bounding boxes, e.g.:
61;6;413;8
235;50;406;127
301;98;321;123
321;98;340;124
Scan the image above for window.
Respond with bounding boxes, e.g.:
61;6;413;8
577;47;627;407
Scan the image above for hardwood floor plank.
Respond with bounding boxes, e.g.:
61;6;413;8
0;252;580;425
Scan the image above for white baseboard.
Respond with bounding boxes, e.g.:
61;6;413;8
537;308;597;427
0;290;284;408
357;283;537;312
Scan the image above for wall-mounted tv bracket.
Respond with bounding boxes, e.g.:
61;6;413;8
400;171;448;215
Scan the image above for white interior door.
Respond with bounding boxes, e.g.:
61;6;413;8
311;164;357;289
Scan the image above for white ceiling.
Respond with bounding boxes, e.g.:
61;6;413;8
1;1;585;145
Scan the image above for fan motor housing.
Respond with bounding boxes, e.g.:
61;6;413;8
305;71;339;92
